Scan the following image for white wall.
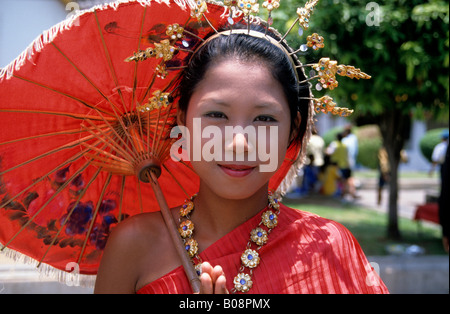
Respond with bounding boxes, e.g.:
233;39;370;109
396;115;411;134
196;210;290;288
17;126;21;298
0;0;68;68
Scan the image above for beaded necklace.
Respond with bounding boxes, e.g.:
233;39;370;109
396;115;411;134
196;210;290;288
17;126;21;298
178;192;280;293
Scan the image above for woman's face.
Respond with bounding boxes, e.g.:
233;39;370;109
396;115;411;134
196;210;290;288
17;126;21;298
181;58;296;200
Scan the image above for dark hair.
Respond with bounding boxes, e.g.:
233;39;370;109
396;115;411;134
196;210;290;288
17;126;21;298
177;24;310;149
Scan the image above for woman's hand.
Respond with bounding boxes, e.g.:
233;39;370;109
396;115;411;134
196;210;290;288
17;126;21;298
199;262;229;294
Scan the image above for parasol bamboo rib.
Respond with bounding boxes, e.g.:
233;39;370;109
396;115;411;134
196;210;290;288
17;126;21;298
162;164;190;198
77;172;112;266
0;109;114;122
150;106;163;154
118;176;126;223
83;152;133;173
154;103;174;157
131;6;147;110
0;133;99;177
92;9;145;144
81;84;156;162
134;109;147;159
81;121;138;162
93;10;127;113
11;74;114;117
147;170;201;294
82;146;130;165
0;127;96;147
146;109;151;153
137;180;143;213
84;104;153;163
84;113;142;160
50;42;124;118
38;167;103;267
139;66;158;105
178;159;197;174
157;140;173;163
49;41;142;150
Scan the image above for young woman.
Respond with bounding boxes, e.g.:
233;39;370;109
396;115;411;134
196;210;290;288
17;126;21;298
94;24;388;294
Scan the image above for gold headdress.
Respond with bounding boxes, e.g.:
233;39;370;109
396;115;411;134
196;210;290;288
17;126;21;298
126;0;370;117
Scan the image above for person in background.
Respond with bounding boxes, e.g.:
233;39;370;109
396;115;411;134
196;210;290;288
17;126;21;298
377;147;390;205
430;130;449;177
342;125;358;169
306;127;325;168
300;154;320;195
329;133;351;199
438;146;449;253
342;125;359;199
377;147;408;205
318;155;341;196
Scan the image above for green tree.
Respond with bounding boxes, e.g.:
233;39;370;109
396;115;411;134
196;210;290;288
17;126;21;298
274;0;449;239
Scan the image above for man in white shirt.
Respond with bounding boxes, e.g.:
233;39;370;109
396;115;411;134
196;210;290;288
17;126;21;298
430;130;449;176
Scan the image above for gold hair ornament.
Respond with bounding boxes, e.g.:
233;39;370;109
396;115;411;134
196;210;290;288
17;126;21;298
124;0;372;117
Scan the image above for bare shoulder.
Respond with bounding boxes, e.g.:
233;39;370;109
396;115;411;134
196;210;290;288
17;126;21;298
94;210;179;293
110;211;167;243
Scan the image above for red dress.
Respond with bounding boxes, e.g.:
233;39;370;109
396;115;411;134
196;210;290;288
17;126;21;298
137;203;388;294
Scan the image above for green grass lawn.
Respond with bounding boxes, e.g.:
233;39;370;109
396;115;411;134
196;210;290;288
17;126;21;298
284;202;446;256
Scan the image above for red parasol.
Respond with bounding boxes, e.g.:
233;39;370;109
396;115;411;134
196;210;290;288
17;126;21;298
0;0;301;291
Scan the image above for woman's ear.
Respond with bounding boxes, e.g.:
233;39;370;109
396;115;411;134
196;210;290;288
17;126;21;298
289;111;302;146
177;107;186;126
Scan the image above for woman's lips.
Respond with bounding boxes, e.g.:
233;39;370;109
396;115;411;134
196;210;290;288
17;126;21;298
218;164;256;178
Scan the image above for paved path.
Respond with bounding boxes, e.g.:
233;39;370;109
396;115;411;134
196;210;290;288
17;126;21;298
285;176;441;221
353;176;441;220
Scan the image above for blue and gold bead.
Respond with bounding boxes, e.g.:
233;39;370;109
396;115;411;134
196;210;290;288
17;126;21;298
241;249;260;268
195;263;202;276
268;193;280;210
233;273;253;293
180;200;194;217
178;220;194;238
184;238;198;258
250;227;268;246
262;210;278;229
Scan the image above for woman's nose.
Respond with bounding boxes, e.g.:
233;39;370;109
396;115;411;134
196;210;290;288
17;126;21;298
225;132;255;153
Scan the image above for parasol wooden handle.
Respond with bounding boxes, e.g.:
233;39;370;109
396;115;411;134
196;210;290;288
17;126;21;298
146;170;202;294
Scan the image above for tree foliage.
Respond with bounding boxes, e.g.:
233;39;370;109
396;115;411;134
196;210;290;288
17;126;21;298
272;0;449;238
273;0;449;119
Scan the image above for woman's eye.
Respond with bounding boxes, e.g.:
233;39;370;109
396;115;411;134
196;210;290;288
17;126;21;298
254;115;277;122
204;111;227;119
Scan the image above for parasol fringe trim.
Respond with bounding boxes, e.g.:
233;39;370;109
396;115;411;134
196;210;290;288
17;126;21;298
1;246;96;289
0;0;197;82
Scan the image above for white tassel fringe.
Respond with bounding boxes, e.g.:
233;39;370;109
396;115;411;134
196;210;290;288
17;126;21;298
0;0;196;82
1;246;97;288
